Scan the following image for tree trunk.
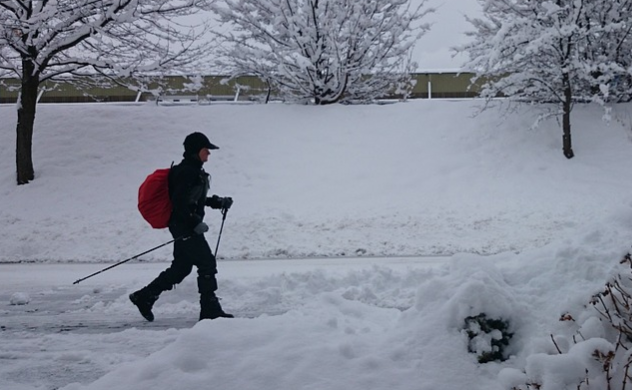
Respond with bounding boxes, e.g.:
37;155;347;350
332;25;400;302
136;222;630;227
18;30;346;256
562;76;575;159
265;78;271;104
16;57;39;185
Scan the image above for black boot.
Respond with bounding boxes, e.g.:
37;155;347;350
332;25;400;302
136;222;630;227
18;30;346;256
199;295;234;320
129;288;160;322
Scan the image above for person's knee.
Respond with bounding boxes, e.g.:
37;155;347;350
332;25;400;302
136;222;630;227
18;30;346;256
197;273;218;293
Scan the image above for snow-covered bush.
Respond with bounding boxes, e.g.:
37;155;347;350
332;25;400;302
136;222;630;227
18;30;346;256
513;253;632;390
464;313;513;363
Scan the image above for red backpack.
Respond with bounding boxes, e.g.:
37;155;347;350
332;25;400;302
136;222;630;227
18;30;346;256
138;168;172;229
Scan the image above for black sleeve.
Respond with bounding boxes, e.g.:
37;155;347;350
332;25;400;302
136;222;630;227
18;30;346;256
170;168;203;229
205;195;222;209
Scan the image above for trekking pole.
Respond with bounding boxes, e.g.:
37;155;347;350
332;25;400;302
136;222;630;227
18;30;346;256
72;236;187;285
214;208;228;257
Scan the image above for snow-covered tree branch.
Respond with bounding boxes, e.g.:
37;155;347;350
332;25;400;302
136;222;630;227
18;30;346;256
579;0;632;104
0;0;216;184
210;0;433;105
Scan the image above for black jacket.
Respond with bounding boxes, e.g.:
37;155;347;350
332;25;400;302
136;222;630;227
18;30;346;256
168;156;222;235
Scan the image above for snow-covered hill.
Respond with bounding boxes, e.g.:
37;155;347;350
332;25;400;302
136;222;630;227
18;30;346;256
1;100;631;262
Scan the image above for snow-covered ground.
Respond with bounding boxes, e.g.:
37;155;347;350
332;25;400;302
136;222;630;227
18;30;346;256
1;100;632;390
2;100;629;262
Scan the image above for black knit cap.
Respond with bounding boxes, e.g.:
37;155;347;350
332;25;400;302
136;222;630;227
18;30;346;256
183;132;219;155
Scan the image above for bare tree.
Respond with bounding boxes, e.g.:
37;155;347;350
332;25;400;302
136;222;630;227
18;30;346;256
210;0;433;105
0;0;215;184
460;0;627;159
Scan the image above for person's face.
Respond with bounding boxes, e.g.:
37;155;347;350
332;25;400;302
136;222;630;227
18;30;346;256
198;147;211;163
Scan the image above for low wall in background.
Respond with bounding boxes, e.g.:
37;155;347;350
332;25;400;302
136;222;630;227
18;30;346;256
0;72;481;104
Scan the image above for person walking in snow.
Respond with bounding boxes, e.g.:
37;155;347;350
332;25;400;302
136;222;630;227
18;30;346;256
130;132;234;321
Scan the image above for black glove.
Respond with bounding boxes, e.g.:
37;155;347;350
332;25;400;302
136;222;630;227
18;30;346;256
193;222;209;235
207;195;233;210
220;196;233;210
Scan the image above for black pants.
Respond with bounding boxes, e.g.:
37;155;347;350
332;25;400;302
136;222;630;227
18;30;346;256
147;232;218;297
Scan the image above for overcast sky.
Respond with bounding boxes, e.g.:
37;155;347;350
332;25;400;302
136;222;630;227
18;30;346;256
413;0;482;71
